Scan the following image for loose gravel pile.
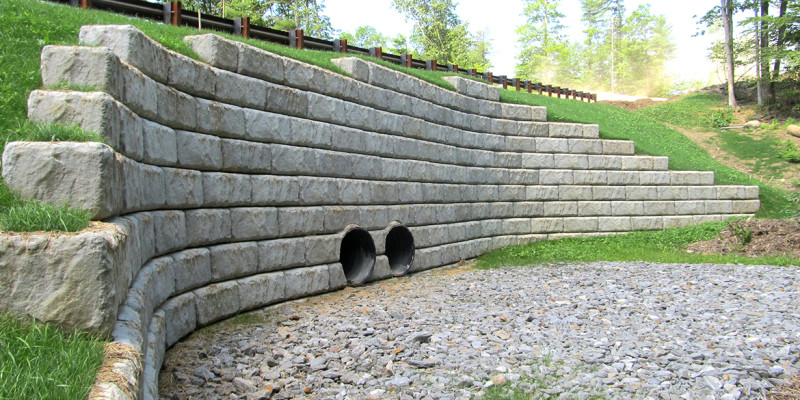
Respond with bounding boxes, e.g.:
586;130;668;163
159;262;800;399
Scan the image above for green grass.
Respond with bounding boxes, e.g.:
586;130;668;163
483;356;606;400
634;93;729;129
477;220;800;269
0;314;105;400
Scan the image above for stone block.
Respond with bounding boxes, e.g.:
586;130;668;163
221;139;272;173
577;201;612;216
168;52;216;98
675;200;706;215
209;242;259;281
598;217;631;232
602;140;635;155
555;155;589;169
150;210;186;255
161;293;196;347
258;238;306;272
196;98;246;138
563;217;598;233
202;172;252;206
238;272;287;310
548;122;584;138
194;281;241;326
237;42;286;83
587;155;622;170
0;224;128;336
638;171;671;185
41;46;123;99
157;84;197;131
284;265;330;299
716;186;748;200
612;201;644;216
663;216;695;229
573;170;608;185
535;138;569;153
592;186;626;200
132;256;175;322
671;171;714;186
277;207;325;237
539;170;573;185
141;119;177;165
184;209;231;247
116;212;155;276
558;186;593;201
2;142;123;219
163;167;203;208
652;157;670;170
79;25;169;83
331;57;369;82
230;207;279;241
175;130;222;170
119;64;158;120
626;186;659;200
270;144;317;175
642;201;676;216
631;217;663;231
568;139;603;154
543;201;578;216
704;200;734;214
607;171;640;185
184;34;238;71
172;248;212;293
216;69;267;110
521;153;553;169
732;200;760;214
304;233;341;266
251;175;301;205
582;124;600;138
328;263;347;289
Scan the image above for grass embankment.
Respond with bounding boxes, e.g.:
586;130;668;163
0;315;105;399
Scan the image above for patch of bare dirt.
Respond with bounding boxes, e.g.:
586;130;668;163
770;374;800;400
600;98;663;110
687;218;800;259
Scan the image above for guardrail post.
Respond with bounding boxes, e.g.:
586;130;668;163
513;78;520;91
448;64;458;73
369;47;382;59
525;80;531;93
234;17;250;38
467;69;476;77
501;76;507;89
70;0;92;9
401;54;412;68
546;85;552;96
334;39;347;53
289;29;304;49
425;60;437;71
162;2;182;25
485;72;492;83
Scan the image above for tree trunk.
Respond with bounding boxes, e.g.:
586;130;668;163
755;7;762;105
721;0;737;107
760;0;772;105
769;0;789;102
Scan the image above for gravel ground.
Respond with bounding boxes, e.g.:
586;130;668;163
159;262;800;400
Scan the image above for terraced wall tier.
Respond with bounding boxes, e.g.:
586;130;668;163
0;25;759;399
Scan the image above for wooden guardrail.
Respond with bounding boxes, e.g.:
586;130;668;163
63;0;597;102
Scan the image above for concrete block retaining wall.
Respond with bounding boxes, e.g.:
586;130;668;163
0;25;759;399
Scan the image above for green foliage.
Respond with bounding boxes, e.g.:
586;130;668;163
778;139;800;162
636;93;727;128
340;25;388;49
0;184;92;232
0;314;105;400
710;107;734;127
729;220;753;245
477;221;800;269
515;0;570;83
3;122;105;148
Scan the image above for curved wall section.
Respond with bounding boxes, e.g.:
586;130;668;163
0;25;760;399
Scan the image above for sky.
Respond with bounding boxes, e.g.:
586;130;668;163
324;0;726;87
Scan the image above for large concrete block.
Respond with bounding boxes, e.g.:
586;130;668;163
79;25;169;83
141;119;177;165
539;170;573;185
202;172;252;206
621;156;653;171
251;175;301;205
172;248;212;293
161;293;197;347
573;170;608;185
521;153;554;169
196;98;246;138
238;272;286;311
184;209;231;247
555;155;589;169
607;171;640;185
577;201;612;216
535;138;569;153
168;52;217;98
663;215;695;229
568;139;603;154
598;217;631;232
592;186;626;201
588;155;622;170
184;34;239;71
41;46;123;99
548;123;584;138
119;64;159;121
2;142;123;220
563;217;599;233
0;223;129;336
150;210;186;255
559;186;593;201
732;200;760;214
675;201;706;215
611;201;644;216
129;256;175;329
304;234;341;265
331;57;369;83
230;207;279;241
704;200;734;214
194;281;241;326
258;238;306;272
284;265;330;299
626;186;659;200
209;242;259;280
216;69;268;110
237;42;286;83
602;140;635;155
157;85;197;131
631;216;663;231
175;130;222;170
543;201;578;216
163;167;204;208
638;171;671;185
642;201;676;216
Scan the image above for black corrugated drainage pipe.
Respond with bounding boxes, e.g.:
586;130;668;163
385;223;414;276
340;225;376;285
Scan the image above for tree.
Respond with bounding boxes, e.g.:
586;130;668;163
456;30;492;70
580;0;625;92
341;26;388;48
720;0;738;106
391;0;472;64
515;0;569;83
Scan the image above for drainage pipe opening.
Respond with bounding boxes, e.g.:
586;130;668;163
340;226;376;285
385;224;414;276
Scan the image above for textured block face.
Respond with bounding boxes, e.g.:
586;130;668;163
209;242;259;280
150;210;186;255
79;24;170;83
161;293;196;347
230;207;279;241
216;70;268;110
172;248;212;293
1;142;122;219
184;209;231;247
258;238;306;272
237;272;286;310
194;281;241;326
163;168;203;208
598;217;631;232
175;130;223;170
202;173;252;206
41;46;123;98
141;120;177;165
168;53;216;98
184;34;239;71
284;266;330;299
564;217;599;233
196;99;246;138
